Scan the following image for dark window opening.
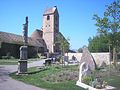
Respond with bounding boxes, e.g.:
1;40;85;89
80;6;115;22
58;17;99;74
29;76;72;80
47;15;50;20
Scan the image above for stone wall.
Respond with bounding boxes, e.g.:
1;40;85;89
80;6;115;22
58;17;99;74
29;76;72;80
65;53;110;67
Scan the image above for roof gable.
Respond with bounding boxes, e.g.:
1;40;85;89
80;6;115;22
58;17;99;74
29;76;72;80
43;6;58;15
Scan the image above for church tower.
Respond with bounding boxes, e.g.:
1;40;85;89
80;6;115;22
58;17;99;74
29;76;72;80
42;6;59;53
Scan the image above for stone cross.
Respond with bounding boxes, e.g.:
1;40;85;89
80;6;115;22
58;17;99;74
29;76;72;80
23;16;28;46
18;16;28;74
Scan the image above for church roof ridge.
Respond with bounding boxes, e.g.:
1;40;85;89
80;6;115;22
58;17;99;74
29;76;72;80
0;31;44;47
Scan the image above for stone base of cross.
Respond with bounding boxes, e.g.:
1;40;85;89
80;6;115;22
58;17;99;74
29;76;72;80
17;46;28;74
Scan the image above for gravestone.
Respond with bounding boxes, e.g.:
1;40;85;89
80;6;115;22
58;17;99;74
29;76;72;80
80;46;96;71
18;17;28;74
77;46;96;83
76;46;116;90
78;62;89;82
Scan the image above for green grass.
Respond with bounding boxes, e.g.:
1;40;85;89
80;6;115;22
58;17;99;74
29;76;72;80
0;58;39;65
10;65;120;90
0;59;18;65
105;75;120;89
11;65;85;90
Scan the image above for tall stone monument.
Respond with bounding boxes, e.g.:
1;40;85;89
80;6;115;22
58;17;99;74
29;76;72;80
18;16;28;74
80;46;97;70
76;46;116;90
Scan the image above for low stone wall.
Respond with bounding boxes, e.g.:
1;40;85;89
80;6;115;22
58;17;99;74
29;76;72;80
65;53;110;67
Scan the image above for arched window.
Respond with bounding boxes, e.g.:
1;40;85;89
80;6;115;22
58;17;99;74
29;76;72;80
47;15;50;20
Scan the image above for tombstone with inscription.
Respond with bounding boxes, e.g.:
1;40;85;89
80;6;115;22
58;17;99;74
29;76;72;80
18;16;28;74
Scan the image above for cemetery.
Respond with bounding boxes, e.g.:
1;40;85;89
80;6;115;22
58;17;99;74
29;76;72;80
10;46;120;90
0;0;120;90
76;47;117;90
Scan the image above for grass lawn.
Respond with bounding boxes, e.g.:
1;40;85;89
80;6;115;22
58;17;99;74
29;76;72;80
105;75;120;89
10;65;120;90
11;65;85;90
0;58;40;65
0;59;18;65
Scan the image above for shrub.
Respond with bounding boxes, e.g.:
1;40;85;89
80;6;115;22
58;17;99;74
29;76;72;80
10;56;15;59
2;52;11;59
2;56;10;59
82;76;92;85
2;56;15;59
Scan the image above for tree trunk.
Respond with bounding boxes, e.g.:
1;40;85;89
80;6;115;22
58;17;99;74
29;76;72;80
113;47;117;68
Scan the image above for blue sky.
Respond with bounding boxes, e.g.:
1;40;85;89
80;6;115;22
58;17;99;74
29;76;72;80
0;0;115;50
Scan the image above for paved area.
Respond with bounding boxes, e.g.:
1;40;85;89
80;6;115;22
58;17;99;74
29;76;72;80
0;60;46;90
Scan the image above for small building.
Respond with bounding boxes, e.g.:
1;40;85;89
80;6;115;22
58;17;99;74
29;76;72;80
0;31;47;58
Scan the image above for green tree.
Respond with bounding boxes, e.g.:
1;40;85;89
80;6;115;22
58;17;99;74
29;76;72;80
55;34;70;54
55;33;70;65
88;35;109;52
77;48;82;53
93;0;120;67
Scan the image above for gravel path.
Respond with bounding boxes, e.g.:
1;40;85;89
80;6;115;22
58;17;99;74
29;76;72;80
0;60;46;90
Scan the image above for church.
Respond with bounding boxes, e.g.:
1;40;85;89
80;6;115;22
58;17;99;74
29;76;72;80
0;6;68;58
